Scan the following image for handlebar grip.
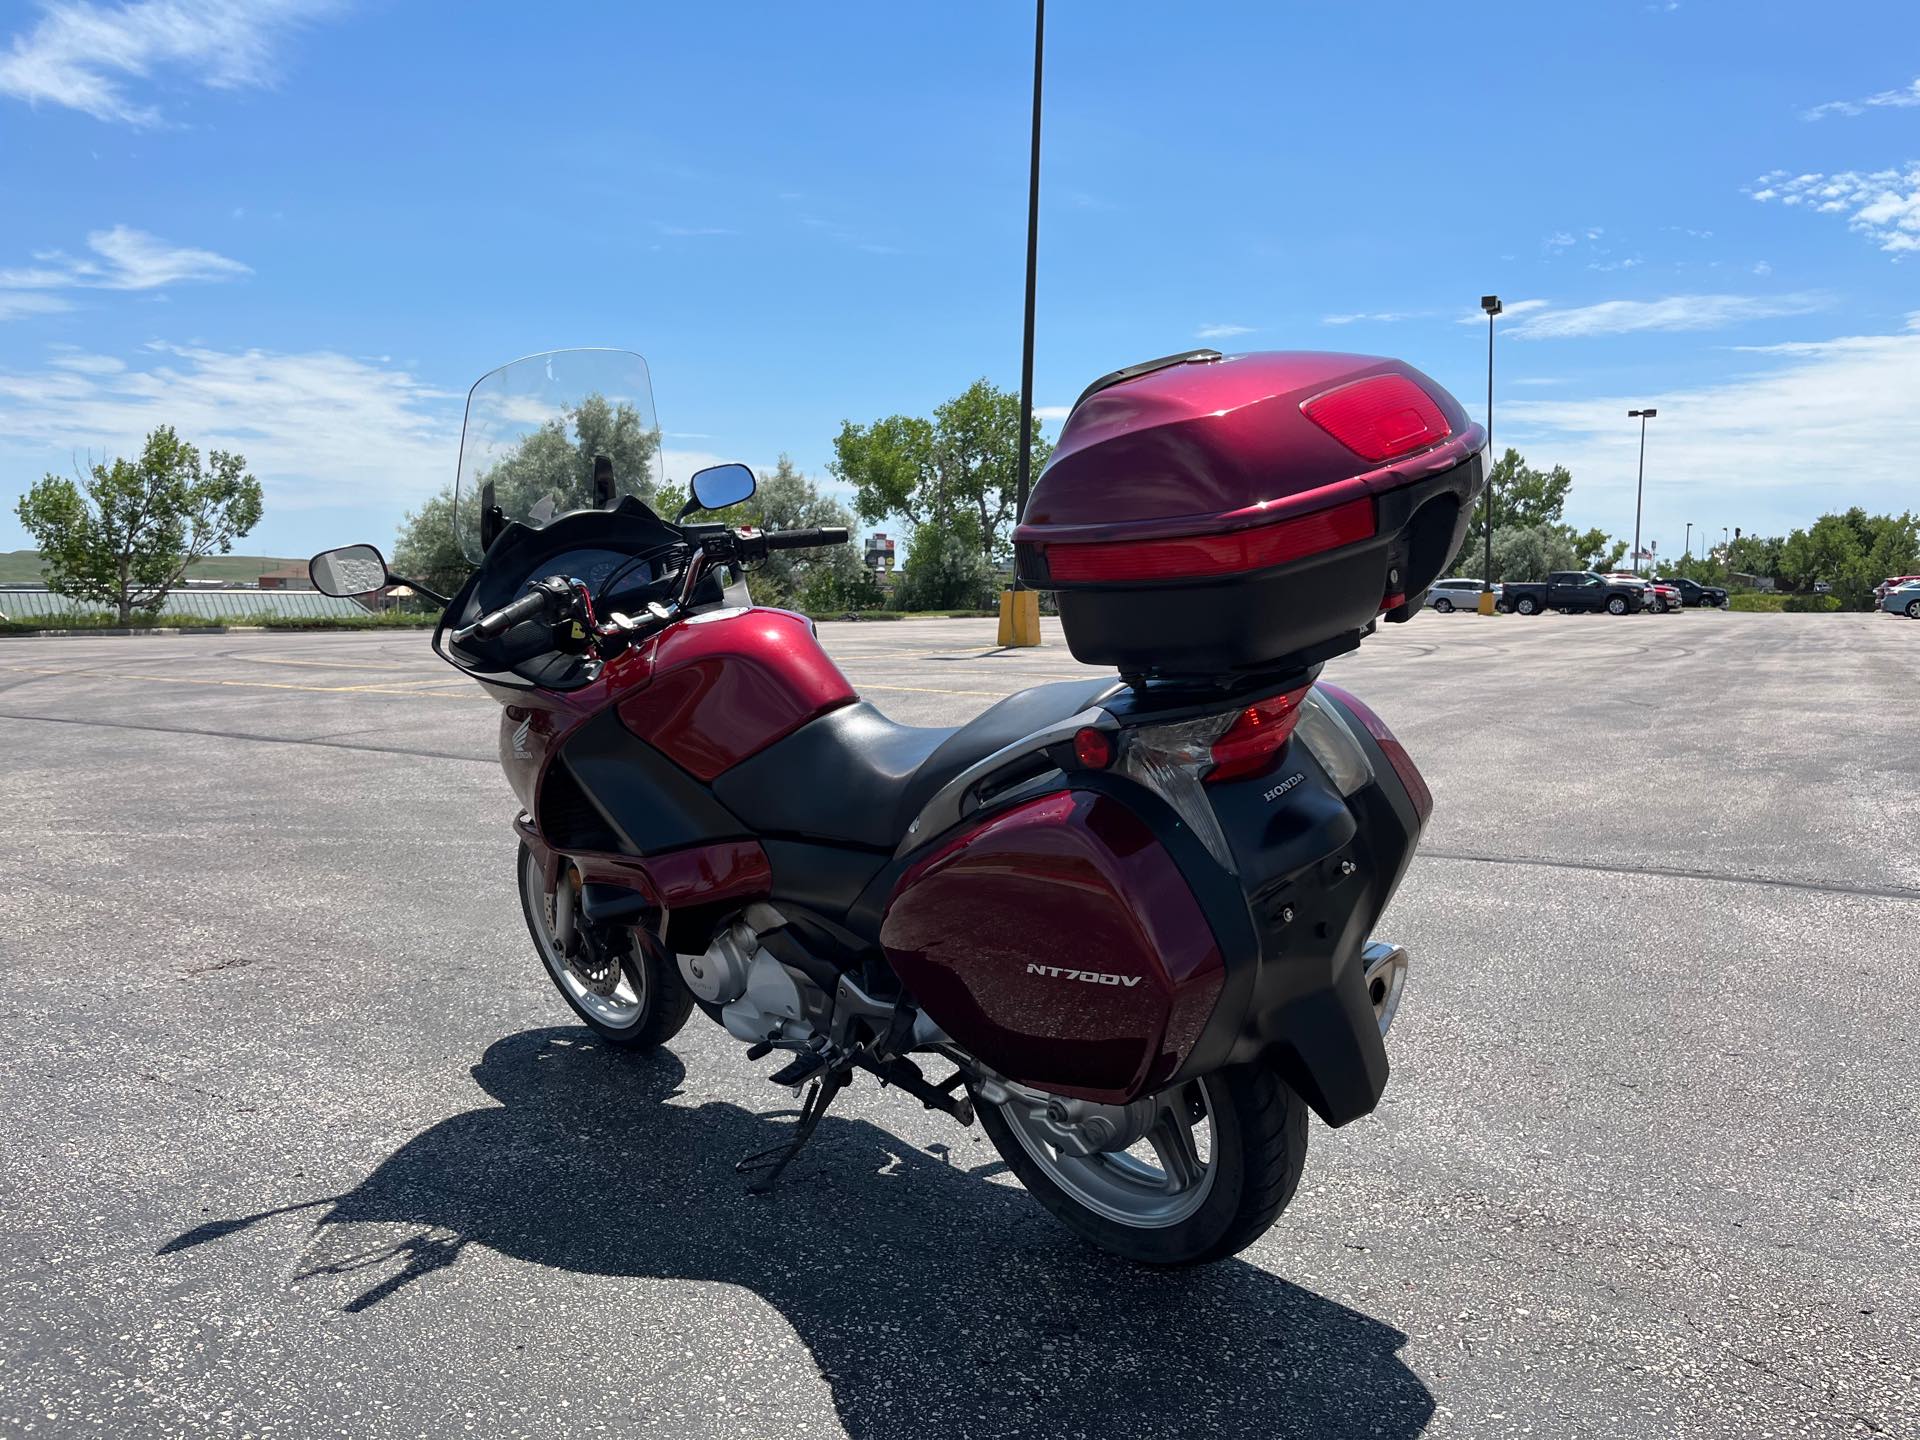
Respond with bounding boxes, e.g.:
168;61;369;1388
465;586;552;641
764;527;850;552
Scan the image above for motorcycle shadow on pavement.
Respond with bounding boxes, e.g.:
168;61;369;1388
161;1027;1434;1440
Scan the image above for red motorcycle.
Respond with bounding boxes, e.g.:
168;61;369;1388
312;346;1484;1266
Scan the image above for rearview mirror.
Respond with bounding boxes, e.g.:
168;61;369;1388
310;544;391;597
685;462;756;517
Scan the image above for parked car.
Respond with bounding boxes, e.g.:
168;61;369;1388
1881;579;1920;618
1655;576;1729;608
1500;571;1646;616
1646;581;1684;614
1875;574;1920;603
1426;576;1495;613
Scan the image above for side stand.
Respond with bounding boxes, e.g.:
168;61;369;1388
735;1069;850;1195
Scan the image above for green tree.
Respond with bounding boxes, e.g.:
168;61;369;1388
1778;507;1918;609
15;426;263;623
390;486;474;598
1451;448;1625;579
895;522;996;610
392;392;661;588
723;455;863;611
830;379;1052;563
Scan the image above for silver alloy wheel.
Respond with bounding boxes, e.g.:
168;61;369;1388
997;1078;1219;1228
521;848;646;1030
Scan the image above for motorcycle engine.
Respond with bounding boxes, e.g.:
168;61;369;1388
679;915;829;1046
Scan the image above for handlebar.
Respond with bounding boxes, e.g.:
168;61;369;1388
450;526;848;652
452;575;572;646
762;526;849;553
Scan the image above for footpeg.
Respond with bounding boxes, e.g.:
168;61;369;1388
767;1047;834;1088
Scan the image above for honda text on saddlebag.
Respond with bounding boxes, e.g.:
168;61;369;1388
311;347;1482;1266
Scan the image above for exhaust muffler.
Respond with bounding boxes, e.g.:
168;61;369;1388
1361;940;1409;1038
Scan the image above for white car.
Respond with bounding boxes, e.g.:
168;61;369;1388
1426;577;1496;613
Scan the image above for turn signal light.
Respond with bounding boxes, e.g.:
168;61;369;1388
1204;685;1311;785
1301;373;1451;463
1317;682;1432;822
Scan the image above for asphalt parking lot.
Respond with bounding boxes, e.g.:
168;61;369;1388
1;609;1915;1439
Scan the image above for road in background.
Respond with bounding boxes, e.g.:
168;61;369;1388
1;612;1914;1438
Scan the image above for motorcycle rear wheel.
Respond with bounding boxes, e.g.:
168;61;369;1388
517;842;693;1049
977;1063;1307;1266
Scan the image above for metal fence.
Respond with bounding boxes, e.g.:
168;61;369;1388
0;587;372;621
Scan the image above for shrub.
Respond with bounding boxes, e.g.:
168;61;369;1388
1781;593;1842;613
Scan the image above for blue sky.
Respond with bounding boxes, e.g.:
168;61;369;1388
1;0;1917;563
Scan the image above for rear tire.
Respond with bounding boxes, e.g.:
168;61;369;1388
518;843;694;1050
1516;596;1539;616
977;1064;1308;1267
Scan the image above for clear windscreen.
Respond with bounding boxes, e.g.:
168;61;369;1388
454;349;665;561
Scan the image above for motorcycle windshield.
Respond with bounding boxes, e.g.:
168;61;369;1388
453;349;665;562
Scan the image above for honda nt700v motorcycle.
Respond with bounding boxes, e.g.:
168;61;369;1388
312;346;1483;1266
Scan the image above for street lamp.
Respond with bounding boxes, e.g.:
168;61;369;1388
1684;521;1692;561
1628;407;1658;575
1479;295;1501;613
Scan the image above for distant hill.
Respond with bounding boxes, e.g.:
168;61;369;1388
0;551;308;586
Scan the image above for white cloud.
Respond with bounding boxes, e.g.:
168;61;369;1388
1321;311;1420;326
1033;405;1072;422
1455;298;1550;325
0;225;247;320
1749;165;1920;255
654;223;740;238
1500;313;1920;535
0;292;71;320
81;224;250;286
1503;292;1826;339
1196;323;1254;339
0;0;335;125
1804;75;1920;121
0;341;455;510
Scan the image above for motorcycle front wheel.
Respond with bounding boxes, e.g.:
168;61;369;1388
976;1064;1308;1266
517;842;693;1049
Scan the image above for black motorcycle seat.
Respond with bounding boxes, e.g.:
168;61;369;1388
712;676;1121;851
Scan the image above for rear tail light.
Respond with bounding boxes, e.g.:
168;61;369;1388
1300;373;1452;463
1042;497;1374;583
1316;682;1432;823
1204;687;1310;785
1114;683;1311;870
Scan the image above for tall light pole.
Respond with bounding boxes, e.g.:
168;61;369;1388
1628;407;1658;575
1013;0;1045;534
1479;295;1501;613
1684;521;1692;561
999;0;1046;648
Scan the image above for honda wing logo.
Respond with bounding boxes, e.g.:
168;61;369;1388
1026;964;1143;988
509;715;534;761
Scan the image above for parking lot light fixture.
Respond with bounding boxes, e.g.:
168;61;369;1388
1629;408;1658;575
1479;295;1501;614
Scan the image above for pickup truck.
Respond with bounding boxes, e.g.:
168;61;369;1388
1655;575;1729;608
1500;571;1646;616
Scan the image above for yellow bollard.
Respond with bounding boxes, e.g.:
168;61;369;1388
1477;590;1497;616
998;589;1043;647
